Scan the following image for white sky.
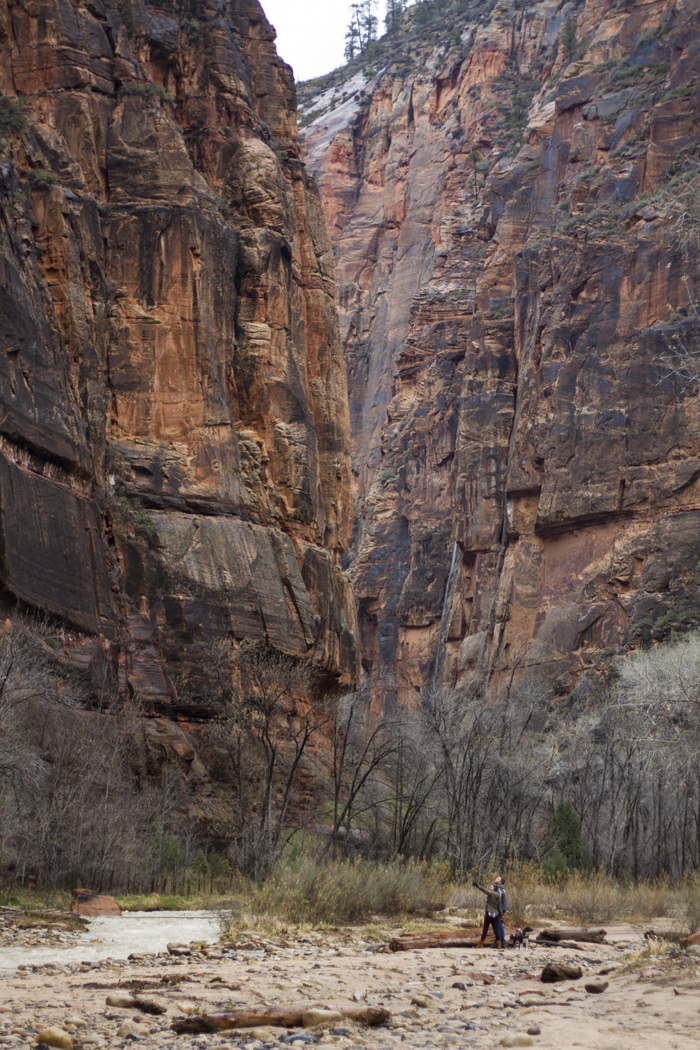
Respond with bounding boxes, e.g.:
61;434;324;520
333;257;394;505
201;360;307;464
262;0;353;82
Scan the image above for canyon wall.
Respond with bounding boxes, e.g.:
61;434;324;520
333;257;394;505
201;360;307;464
301;0;700;709
0;0;359;711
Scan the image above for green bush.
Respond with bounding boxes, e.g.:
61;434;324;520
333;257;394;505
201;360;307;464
28;168;59;187
0;97;27;139
120;82;174;102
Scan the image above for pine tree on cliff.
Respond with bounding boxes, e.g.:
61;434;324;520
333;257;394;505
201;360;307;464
345;0;379;61
385;0;404;34
561;17;577;63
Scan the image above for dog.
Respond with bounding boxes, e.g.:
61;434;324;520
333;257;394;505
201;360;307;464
508;925;533;949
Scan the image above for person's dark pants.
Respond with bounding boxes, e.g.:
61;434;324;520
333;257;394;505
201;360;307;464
496;916;506;944
481;912;500;943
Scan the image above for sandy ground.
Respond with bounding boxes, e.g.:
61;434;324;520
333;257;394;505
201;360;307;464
0;919;699;1050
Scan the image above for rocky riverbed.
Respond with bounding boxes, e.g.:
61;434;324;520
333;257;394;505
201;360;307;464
0;919;698;1050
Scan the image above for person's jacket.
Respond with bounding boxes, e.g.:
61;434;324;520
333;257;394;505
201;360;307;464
473;881;504;916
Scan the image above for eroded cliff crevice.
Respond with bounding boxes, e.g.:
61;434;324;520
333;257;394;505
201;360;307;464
300;0;700;708
0;0;359;706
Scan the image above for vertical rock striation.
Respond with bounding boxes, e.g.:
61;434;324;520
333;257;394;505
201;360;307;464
301;0;700;708
0;0;358;706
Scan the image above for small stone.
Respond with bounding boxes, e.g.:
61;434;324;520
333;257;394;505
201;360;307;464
585;980;609;994
63;1020;86;1030
526;1028;541;1036
105;995;136;1009
174;1004;199;1016
410;995;432;1009
451;982;467;991
117;1022;150;1039
499;1037;534;1048
36;1029;73;1050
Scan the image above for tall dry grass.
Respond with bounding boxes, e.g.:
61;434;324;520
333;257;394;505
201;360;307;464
238;857;454;926
223;859;700;934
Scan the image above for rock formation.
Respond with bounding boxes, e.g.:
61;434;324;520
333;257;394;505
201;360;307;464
300;0;700;708
0;0;359;708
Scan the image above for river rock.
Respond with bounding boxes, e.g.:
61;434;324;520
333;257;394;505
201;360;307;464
541;962;583;983
71;890;121;917
36;1029;73;1050
585;979;609;993
105;995;136;1008
117;1021;150;1039
500;1037;534;1048
301;1010;344;1028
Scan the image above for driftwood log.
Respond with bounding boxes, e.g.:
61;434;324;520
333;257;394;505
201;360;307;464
536;928;606;944
171;1006;391;1034
389;926;494;951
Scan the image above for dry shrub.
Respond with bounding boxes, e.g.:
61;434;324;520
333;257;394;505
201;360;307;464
616;935;677;976
499;863;561;925
554;870;621;924
245;857;452;926
620;877;673;921
669;873;700;934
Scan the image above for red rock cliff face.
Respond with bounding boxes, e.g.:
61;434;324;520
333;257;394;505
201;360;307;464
0;0;358;705
301;0;700;708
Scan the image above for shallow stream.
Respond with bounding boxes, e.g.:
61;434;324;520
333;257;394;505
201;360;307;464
0;909;222;975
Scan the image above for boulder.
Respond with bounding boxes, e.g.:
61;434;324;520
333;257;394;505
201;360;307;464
541;962;583;983
71;890;121;916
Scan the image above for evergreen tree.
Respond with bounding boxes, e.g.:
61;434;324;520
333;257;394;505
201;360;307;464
561;17;577;62
544;800;592;875
385;0;404;34
415;1;432;24
345;20;360;62
345;0;379;61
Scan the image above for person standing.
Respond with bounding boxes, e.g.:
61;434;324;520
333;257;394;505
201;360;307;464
494;875;507;947
473;879;505;948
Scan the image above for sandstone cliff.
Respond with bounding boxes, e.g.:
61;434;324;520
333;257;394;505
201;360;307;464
0;0;358;709
301;0;700;708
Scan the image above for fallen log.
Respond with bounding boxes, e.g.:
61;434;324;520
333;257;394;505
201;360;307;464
172;1012;304;1033
171;1005;391;1034
337;1007;391;1026
535;939;585;951
536;928;606;944
389;926;495;951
